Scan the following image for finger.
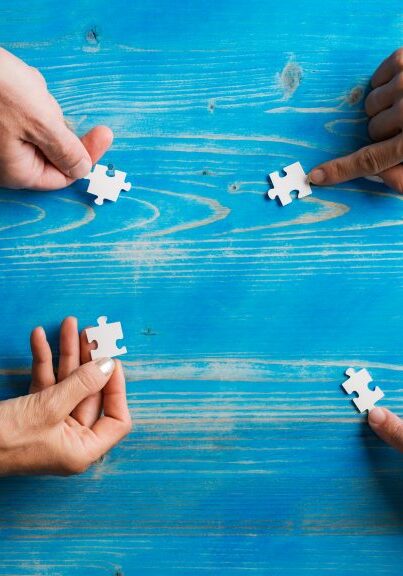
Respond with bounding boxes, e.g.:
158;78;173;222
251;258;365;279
36;358;115;424
80;125;114;165
97;361;130;422
80;327;95;364
29;326;55;393
368;407;403;453
29;118;93;180
368;106;402;141
70;329;102;427
379;164;403;193
365;77;401;117
90;361;132;456
31;125;114;191
371;48;403;88
309;134;403;186
57;316;80;382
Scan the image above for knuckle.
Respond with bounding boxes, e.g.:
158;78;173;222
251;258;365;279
30;66;47;86
357;146;381;174
61;455;89;476
367;119;378;141
121;416;133;436
396;99;403;117
364;93;375;116
113;416;132;439
392;175;403;194
395;72;403;92
394;48;403;69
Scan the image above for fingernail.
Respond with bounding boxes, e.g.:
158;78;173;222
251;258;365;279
365;175;384;184
309;168;326;184
69;158;92;179
368;407;386;426
95;357;115;376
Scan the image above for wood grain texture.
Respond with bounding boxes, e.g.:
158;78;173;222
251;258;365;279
0;0;402;573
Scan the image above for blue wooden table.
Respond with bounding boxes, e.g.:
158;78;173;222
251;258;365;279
0;1;402;573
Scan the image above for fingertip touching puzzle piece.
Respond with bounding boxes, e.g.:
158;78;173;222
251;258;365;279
84;164;132;206
267;161;312;206
86;316;127;360
342;367;384;412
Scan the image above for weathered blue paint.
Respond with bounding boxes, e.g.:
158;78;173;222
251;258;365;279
0;1;402;573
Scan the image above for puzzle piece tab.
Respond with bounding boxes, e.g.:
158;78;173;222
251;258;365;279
341;368;384;413
86;316;127;360
84;164;132;206
268;161;312;206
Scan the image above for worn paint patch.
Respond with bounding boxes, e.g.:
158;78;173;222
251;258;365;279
276;57;302;100
345;85;365;106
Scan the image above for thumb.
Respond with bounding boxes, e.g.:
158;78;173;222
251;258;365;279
29;119;93;179
368;407;403;453
309;134;403;186
37;358;115;424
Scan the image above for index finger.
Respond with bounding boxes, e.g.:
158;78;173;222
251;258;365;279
371;48;403;88
309;134;403;186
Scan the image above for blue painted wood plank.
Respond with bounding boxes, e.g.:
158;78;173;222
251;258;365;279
0;0;402;574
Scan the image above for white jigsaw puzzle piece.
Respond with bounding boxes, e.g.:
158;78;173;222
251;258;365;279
342;367;384;413
86;316;127;360
268;161;312;206
84;164;132;206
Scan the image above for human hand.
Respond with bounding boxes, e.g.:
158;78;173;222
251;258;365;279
368;408;403;453
309;48;403;192
0;47;113;190
0;317;131;476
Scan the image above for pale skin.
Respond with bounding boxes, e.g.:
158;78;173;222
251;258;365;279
0;317;132;476
0;47;113;189
0;47;401;470
0;48;132;476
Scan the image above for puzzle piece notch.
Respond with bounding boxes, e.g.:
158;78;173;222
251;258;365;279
341;367;384;413
268;161;312;206
86;316;127;360
84;164;132;206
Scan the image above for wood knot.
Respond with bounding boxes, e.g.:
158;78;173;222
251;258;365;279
208;98;216;113
228;182;240;193
346;85;364;106
86;26;100;45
